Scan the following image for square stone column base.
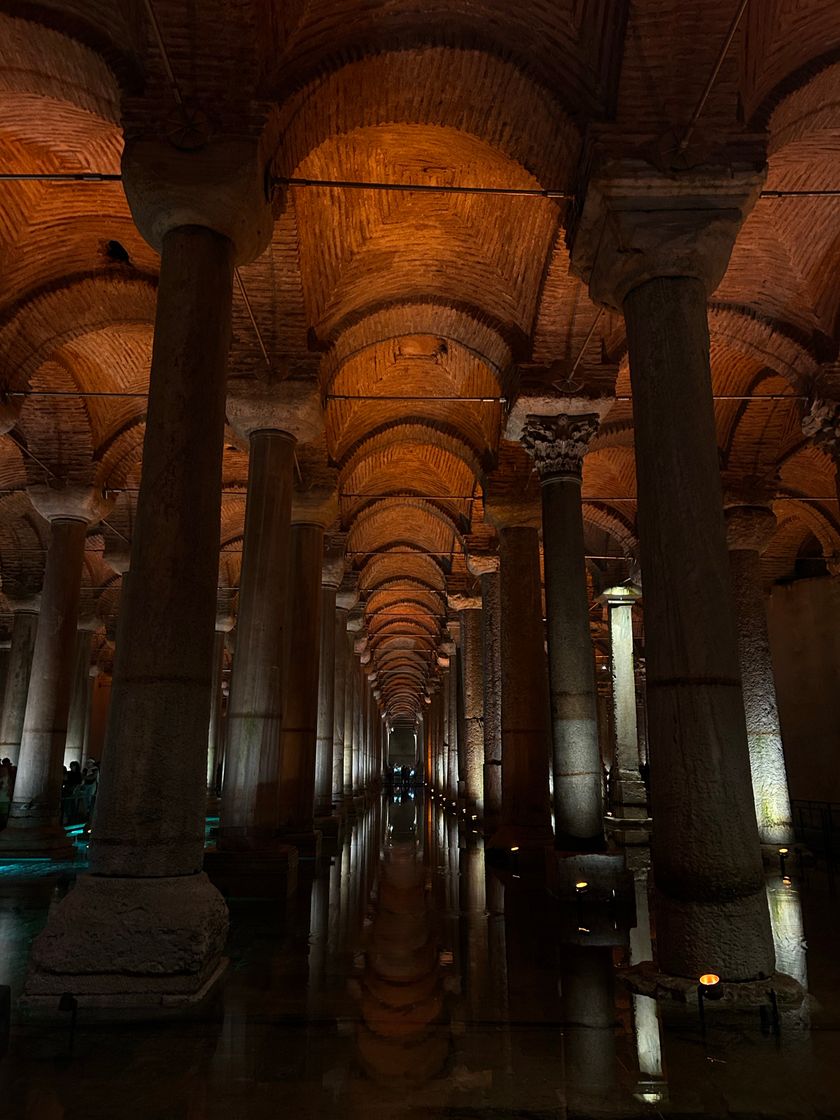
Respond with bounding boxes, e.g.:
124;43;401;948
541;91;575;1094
21;871;229;1019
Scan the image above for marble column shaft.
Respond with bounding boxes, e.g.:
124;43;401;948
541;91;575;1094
279;522;323;834
726;510;793;846
332;606;349;805
459;607;485;814
90;225;234;878
64;628;94;768
220;430;295;848
479;568;502;822
523;415;604;847
7;517;88;850
494;525;553;848
315;580;338;816
624;276;773;980
206;628;226;796
0;607;38;766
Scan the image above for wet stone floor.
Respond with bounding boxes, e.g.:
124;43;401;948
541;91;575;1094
0;795;839;1119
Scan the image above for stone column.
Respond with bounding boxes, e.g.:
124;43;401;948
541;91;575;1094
489;523;553;852
343;618;361;804
520;412;605;849
725;506;794;847
3;487;106;857
450;596;484;816
219;382;321;852
570;152;774;980
469;555;502;825
63;624;95;768
315;536;345;819
446;641;460;805
206;614;231;800
332;588;356;811
0;599;39;766
278;520;324;845
602;586;647;827
802;396;840;508
24;138;273;1011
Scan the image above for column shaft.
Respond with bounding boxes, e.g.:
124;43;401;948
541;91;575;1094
624;275;773;980
493;526;552;849
729;547;794;845
460;608;484;815
480;570;502;823
91;225;234;877
542;476;603;846
220;430;295;848
332;608;349;806
6;518;87;852
206;629;226;797
278;523;323;835
64;629;93;768
0;609;38;766
315;583;337;817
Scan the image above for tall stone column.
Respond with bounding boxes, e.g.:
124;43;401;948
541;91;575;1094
601;586;647;826
315;536;345;819
469;555;502;825
450;596;484;816
206;613;232;800
520;412;605;849
725;505;794;847
219;382;321;852
343;616;361;804
63;624;95;768
24;137;273;1011
446;640;460;804
3;487;106;857
0;599;39;766
332;587;356;811
278;520;324;844
570;151;775;980
489;523;553;852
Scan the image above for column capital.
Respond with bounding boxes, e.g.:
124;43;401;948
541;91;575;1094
447;592;482;612
466;552;499;577
520;413;601;481
227;377;322;442
568;144;766;309
121;136;272;265
28;483;112;527
321;532;347;590
724;505;777;553
600;584;641;607
802;397;840;461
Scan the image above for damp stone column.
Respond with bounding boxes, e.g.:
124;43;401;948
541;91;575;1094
278;496;334;851
570;148;775;981
332;583;357;813
519;410;606;850
63;621;96;768
468;554;502;826
725;505;794;848
0;594;39;767
206;608;232;801
600;585;648;835
2;486;108;858
23;136;273;1012
485;504;553;854
315;535;346;822
217;381;321;857
449;593;484;818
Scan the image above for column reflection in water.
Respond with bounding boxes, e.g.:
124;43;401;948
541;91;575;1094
354;795;449;1085
767;872;809;1026
629;871;668;1105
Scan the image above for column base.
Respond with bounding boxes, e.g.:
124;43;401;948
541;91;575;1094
277;829;322;861
621;960;804;1009
22;871;229;1020
314;814;341;840
204;844;299;898
0;822;76;860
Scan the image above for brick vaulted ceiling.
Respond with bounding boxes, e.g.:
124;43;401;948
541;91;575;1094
0;2;839;724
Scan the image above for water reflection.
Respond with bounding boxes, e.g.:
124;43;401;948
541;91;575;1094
0;792;830;1120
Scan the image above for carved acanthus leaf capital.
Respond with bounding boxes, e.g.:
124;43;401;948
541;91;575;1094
520;413;600;480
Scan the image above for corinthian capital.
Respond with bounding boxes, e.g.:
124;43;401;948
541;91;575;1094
802;398;840;461
520;413;600;481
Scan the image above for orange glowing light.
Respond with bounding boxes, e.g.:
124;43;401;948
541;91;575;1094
699;973;720;987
